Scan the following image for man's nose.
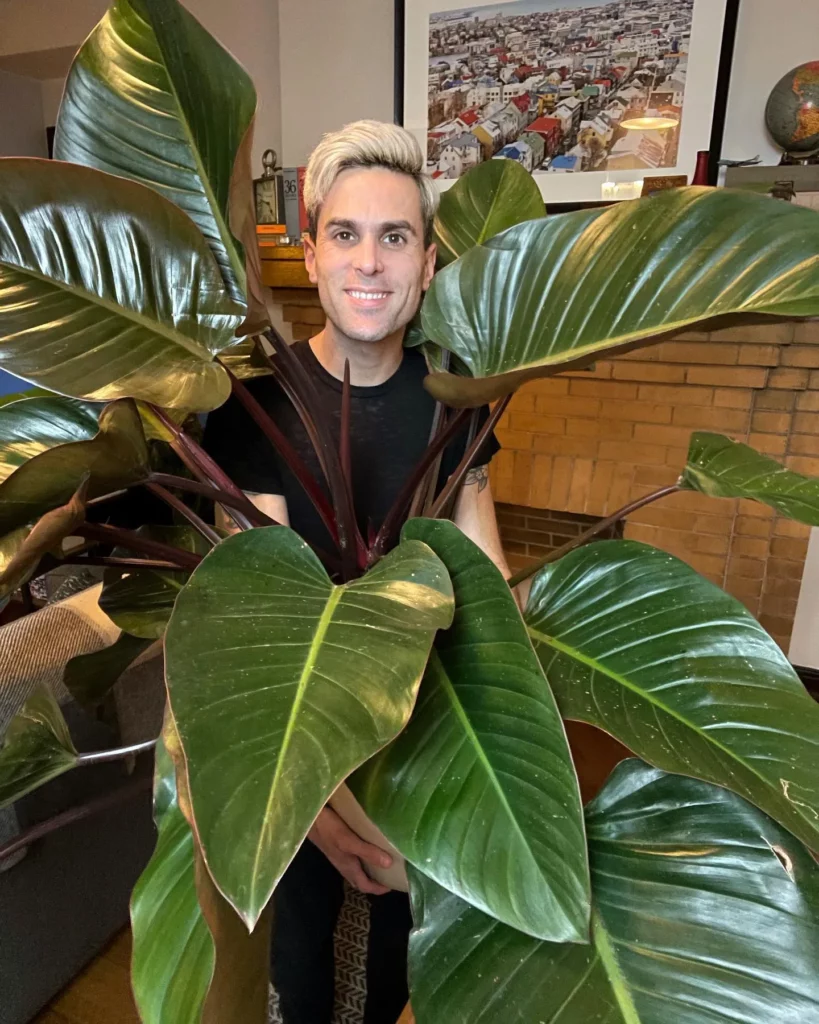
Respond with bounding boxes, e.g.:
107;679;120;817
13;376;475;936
353;235;383;276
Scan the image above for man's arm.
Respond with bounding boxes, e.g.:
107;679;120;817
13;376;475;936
216;492;290;533
453;464;530;607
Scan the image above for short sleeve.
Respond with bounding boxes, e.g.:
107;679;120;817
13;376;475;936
438;403;501;484
201;392;284;495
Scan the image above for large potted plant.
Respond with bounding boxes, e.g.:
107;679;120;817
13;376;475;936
1;2;819;1021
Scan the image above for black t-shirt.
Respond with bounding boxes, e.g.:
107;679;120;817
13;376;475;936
202;342;499;555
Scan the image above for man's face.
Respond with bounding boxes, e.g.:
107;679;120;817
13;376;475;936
304;167;436;344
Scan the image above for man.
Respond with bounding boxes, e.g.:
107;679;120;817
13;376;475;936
204;119;511;1024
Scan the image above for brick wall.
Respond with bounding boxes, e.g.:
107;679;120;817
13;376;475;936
491;322;819;652
270;285;816;653
496;504;623;576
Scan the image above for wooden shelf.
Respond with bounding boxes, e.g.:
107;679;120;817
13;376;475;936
259;243;314;289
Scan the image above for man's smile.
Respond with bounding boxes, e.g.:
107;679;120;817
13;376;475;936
344;288;392;308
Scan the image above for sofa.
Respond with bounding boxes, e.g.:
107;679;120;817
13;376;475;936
0;583;165;1024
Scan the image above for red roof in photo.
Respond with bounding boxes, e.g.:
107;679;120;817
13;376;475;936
511;94;529;113
528;116;562;134
459;109;481;127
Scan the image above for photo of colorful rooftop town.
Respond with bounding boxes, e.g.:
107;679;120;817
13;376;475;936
427;0;692;178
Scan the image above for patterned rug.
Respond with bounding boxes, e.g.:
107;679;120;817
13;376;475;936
269;883;371;1024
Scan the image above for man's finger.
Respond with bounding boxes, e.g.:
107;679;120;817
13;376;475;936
344;858;391;896
345;836;393;870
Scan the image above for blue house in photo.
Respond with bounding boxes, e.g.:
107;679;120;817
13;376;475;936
550;154;579;172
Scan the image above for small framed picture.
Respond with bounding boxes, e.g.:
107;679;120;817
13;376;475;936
397;0;740;204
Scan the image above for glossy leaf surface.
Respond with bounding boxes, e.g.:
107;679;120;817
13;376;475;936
55;0;256;306
0;399;149;538
131;738;214;1024
682;431;819;523
421;188;819;405
0;159;240;410
0;688;77;808
0;480;87;601
165;527;454;927
0;396;99;485
353;519;588;941
526;540;819;851
99;526;210;639
64;632;153;708
434;159;545;268
408;760;819;1024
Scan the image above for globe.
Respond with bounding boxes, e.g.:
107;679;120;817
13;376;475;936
765;61;819;159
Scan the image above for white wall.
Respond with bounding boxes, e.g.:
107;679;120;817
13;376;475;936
278;0;396;166
0;68;47;157
789;530;819;668
0;0;281;167
41;77;66;127
722;0;819;164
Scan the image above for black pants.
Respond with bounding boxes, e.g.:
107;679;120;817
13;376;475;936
271;841;413;1024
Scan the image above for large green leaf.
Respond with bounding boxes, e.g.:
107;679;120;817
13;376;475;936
0;396;99;485
131;737;215;1024
0;479;88;601
99;526;212;639
525;540;819;851
64;632;154;708
0;158;241;410
352;519;589;942
682;431;819;523
165;527;454;927
0;688;78;808
0;399;149;537
434;159;545;268
408;760;819;1024
55;0;256;307
421;187;819;406
132;724;271;1024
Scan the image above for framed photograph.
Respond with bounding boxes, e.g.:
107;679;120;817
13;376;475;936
397;0;740;204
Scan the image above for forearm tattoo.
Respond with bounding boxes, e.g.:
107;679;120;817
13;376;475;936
464;465;490;493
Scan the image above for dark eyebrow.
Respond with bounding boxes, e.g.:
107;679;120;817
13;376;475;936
323;218;418;237
324;218;358;233
381;220;417;236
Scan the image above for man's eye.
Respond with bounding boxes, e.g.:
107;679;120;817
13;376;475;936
335;231;354;242
384;233;405;246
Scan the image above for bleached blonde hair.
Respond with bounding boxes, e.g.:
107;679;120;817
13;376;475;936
303;120;439;246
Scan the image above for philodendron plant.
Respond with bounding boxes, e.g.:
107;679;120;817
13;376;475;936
2;2;819;1022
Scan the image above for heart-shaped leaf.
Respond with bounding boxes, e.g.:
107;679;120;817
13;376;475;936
434;159;545;268
0;399;149;538
682;431;819;523
55;0;256;309
99;526;211;639
421;188;819;406
165;527;454;927
0;479;88;601
408;760;819;1024
352;518;589;942
525;540;819;851
0;158;241;410
0;688;78;808
0;396;100;485
64;632;154;708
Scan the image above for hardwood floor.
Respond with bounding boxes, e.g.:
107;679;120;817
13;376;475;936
34;931;139;1024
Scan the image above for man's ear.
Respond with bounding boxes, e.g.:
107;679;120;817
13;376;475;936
422;242;437;291
303;234;318;284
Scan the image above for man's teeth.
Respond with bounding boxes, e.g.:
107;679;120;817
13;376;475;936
349;291;388;300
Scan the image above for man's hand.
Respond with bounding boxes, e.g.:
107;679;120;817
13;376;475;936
308;806;393;895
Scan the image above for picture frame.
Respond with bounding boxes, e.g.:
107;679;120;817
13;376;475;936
396;0;740;205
